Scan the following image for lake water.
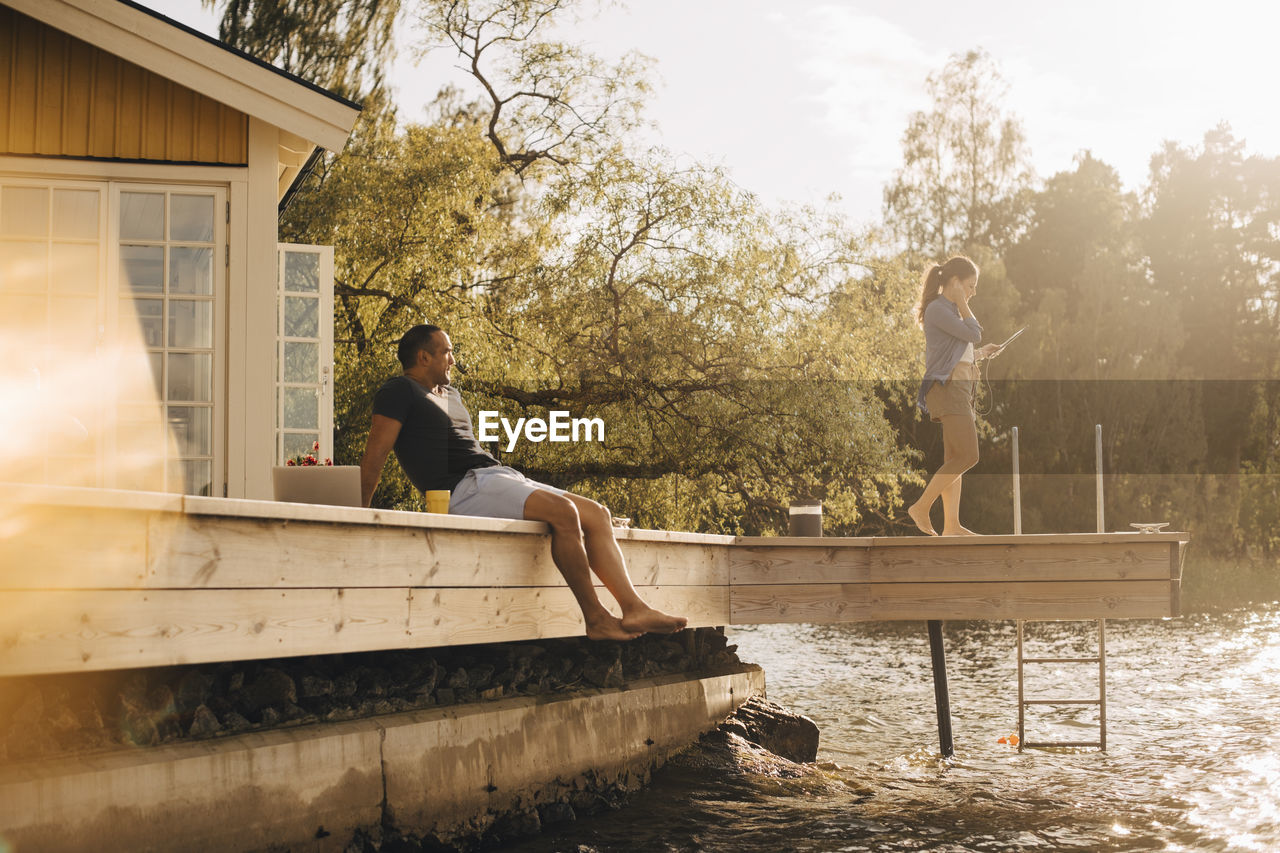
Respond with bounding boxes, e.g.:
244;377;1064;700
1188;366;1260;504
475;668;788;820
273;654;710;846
510;604;1280;851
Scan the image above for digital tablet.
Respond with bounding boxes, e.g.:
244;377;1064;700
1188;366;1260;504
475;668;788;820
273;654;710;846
997;327;1027;350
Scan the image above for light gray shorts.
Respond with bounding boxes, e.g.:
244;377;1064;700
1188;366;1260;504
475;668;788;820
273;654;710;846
449;465;567;520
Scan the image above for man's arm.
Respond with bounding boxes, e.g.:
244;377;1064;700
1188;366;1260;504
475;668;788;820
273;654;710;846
360;414;403;507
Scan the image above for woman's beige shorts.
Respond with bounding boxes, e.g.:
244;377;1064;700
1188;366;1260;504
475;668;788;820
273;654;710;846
925;361;979;422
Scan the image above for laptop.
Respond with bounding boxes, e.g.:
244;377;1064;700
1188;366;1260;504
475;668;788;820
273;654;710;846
271;465;362;507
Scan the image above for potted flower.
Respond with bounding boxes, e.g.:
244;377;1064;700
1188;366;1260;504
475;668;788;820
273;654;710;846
271;442;362;506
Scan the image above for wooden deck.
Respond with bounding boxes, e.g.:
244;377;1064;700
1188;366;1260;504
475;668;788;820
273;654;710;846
0;484;1188;677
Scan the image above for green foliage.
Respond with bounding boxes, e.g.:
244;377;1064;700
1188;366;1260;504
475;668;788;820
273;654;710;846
883;49;1033;260
248;0;921;531
205;0;400;104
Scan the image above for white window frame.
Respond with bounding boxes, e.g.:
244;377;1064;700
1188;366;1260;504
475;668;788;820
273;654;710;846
275;243;335;464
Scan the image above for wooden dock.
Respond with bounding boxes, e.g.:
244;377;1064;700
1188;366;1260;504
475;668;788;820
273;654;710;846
0;484;1188;678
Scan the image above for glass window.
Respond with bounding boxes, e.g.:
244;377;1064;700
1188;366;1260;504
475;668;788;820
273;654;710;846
170;195;214;242
168;406;212;457
284;251;319;293
167;352;212;402
0;242;48;293
284;341;319;383
285;295;319;338
1;186;49;238
52;243;99;295
282;431;319;461
169;247;213;295
283;386;318;429
120;245;164;293
168;300;212;348
120;193;164;241
52;190;100;240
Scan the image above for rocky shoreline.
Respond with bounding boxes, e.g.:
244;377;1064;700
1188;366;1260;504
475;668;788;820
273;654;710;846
0;628;743;763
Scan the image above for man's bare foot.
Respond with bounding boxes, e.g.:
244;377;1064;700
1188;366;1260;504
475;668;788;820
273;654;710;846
941;525;979;536
585;613;642;641
621;606;687;635
907;501;938;536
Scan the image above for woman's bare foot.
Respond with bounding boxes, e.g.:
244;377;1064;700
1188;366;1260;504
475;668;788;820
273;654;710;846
907;501;938;536
941;524;979;536
585;612;642;641
621;605;687;634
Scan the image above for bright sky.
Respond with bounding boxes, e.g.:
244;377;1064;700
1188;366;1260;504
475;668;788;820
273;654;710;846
151;0;1280;227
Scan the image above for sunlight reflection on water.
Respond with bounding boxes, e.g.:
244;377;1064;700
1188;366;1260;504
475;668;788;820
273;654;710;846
514;604;1280;852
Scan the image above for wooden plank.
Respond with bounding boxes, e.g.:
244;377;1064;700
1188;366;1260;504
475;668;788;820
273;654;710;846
150;515;559;589
730;545;870;585
869;532;1190;547
0;584;729;676
730;583;871;625
0;588;410;676
615;540;729;586
145;515;726;590
0;504;152;589
870;542;1172;583
866;581;1174;621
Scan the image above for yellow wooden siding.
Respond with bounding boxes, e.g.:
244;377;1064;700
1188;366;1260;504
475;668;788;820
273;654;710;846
0;7;247;164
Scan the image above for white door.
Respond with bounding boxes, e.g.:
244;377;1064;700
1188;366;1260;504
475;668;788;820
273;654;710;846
275;244;334;464
0;177;225;495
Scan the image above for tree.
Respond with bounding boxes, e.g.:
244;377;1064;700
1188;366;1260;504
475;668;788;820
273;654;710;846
990;152;1202;534
416;0;651;175
240;0;921;530
205;0;400;105
1142;125;1280;554
883;49;1033;260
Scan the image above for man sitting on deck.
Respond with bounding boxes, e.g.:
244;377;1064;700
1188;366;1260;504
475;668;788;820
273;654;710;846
360;324;686;642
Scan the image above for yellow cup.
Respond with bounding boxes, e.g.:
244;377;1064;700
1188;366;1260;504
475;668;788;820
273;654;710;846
424;490;451;514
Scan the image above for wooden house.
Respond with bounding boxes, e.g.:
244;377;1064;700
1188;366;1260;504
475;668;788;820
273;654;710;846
0;0;357;500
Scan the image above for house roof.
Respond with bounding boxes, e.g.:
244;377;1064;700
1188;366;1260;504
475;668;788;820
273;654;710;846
4;0;361;154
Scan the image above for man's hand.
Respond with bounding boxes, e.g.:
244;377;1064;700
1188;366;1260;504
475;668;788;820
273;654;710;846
360;415;402;507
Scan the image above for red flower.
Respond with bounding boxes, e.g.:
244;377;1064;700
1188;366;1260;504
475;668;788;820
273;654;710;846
324;458;333;466
286;459;296;466
312;441;320;452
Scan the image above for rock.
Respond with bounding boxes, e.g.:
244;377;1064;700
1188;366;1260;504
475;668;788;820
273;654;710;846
299;675;334;699
582;657;624;688
121;709;159;747
187;704;221;738
221;711;252;732
356;667;389;697
537;802;576;825
259;707;282;726
467;663;495;690
235;667;296;715
333;673;357;698
228;671;245;692
648;639;684;662
434;688;455;705
490;806;540;840
445;668;468;690
175;670;214;715
732;698;820;763
479;686;503;701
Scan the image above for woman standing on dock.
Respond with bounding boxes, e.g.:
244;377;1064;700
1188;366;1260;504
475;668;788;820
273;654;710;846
907;256;1001;536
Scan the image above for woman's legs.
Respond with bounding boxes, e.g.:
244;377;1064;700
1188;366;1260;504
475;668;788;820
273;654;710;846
908;412;979;535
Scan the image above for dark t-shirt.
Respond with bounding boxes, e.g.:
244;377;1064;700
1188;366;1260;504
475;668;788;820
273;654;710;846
371;376;500;492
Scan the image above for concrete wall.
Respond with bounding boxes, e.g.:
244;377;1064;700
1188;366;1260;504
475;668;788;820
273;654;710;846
0;666;764;851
